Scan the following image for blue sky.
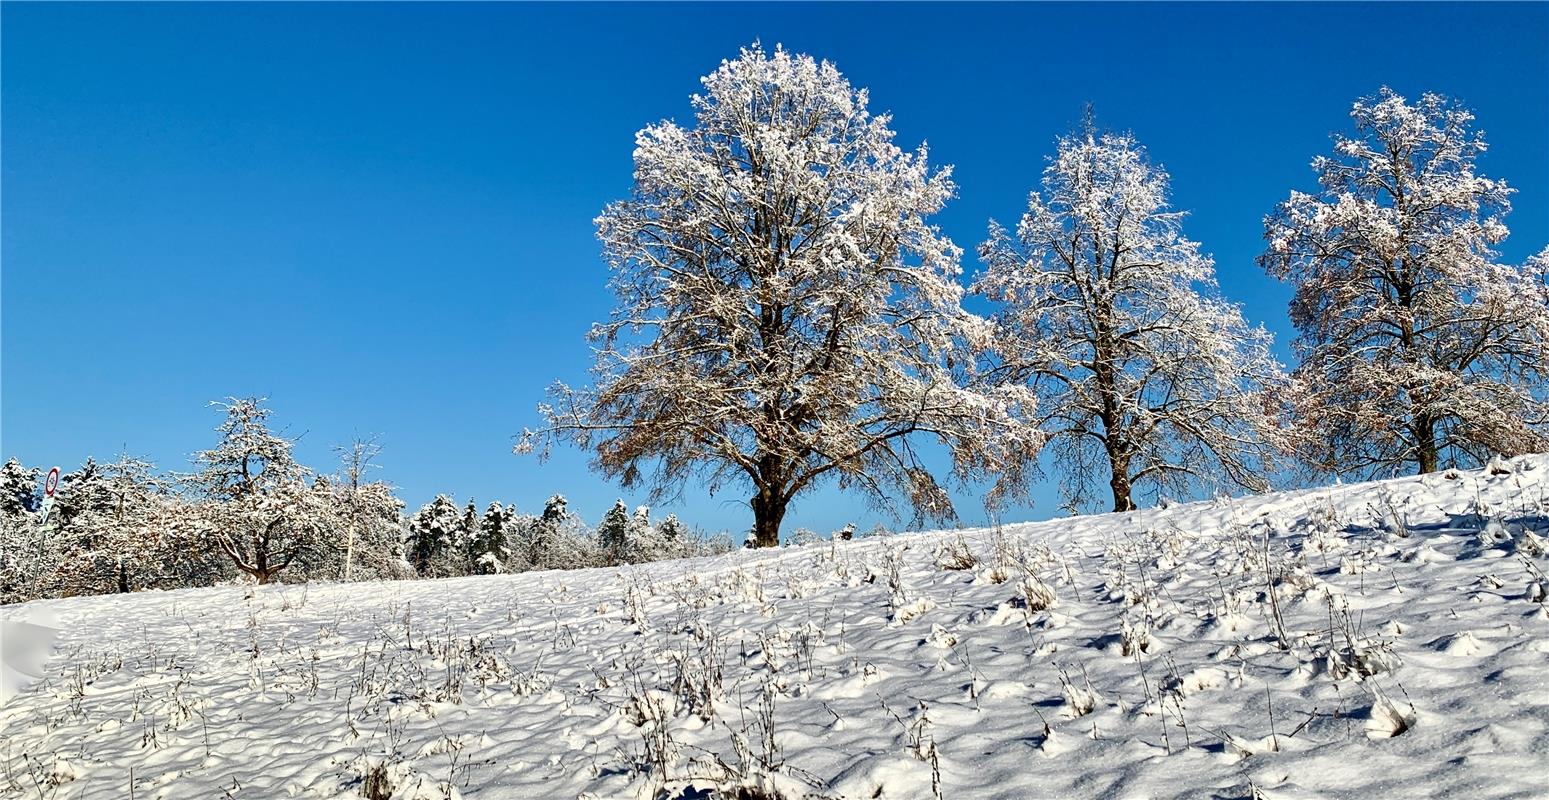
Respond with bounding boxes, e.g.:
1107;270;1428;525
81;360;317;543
3;2;1546;537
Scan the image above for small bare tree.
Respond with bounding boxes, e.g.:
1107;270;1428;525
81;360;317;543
520;43;1040;546
334;437;383;581
189;398;329;584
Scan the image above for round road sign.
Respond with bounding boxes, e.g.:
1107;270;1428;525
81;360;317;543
44;467;60;498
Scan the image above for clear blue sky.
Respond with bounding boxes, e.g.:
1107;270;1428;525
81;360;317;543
3;2;1546;536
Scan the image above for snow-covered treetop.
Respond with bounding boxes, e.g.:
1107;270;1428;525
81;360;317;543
189;398;309;501
1266;88;1513;291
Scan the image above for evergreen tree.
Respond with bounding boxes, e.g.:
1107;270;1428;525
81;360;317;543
656;513;687;552
56;458;107;530
596;499;630;566
407;494;462;577
511;494;593;571
473;501;512;574
0;458;39;518
52;454;169;594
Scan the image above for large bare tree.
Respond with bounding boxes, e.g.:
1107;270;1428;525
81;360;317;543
1261;88;1549;476
520;44;1039;546
975;117;1288;513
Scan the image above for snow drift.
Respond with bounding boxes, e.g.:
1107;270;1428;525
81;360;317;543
3;457;1547;799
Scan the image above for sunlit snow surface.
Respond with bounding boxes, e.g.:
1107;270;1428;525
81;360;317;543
3;457;1548;799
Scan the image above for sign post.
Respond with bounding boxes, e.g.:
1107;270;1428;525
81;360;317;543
37;468;60;555
38;467;60;526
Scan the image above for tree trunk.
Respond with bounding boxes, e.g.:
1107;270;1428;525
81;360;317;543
344;512;357;582
253;539;271;585
1109;468;1136;513
750;490;786;548
1415;415;1440;474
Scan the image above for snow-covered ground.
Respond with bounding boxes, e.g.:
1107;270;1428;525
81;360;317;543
3;458;1548;799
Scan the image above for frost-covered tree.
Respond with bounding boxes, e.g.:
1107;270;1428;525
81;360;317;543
513;493;597;570
150;493;233;590
975;117;1287;512
332;437;403;581
324;441;407;583
52;453;171;594
1261;88;1549;475
788;527;822;547
55;458;106;529
657;513;687;546
457;499;480;572
521;43;1040;547
189;398;331;585
0;514;50;604
0;460;46;602
347;481;408;579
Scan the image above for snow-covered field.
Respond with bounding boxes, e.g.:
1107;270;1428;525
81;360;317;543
4;458;1548;800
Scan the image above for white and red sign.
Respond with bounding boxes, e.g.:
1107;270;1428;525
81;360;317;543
44;467;60;498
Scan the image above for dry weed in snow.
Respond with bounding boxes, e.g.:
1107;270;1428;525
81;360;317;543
2;457;1548;799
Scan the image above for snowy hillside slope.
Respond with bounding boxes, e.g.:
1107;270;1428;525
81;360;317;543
3;457;1548;799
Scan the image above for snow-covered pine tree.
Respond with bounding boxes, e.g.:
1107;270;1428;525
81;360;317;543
655;512;688;558
0;458;39;517
509;494;560;571
48;458;112;595
1261;88;1549;475
519;43;1040;546
457;499;480;573
627;505;666;562
471;501;512;574
188;398;332;585
55;458;106;529
975;114;1287;513
406;494;462;577
536;494;599;570
0;513;47;604
0;460;47;602
596;499;630;566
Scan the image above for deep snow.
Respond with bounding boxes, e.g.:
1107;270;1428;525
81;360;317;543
3;457;1548;799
